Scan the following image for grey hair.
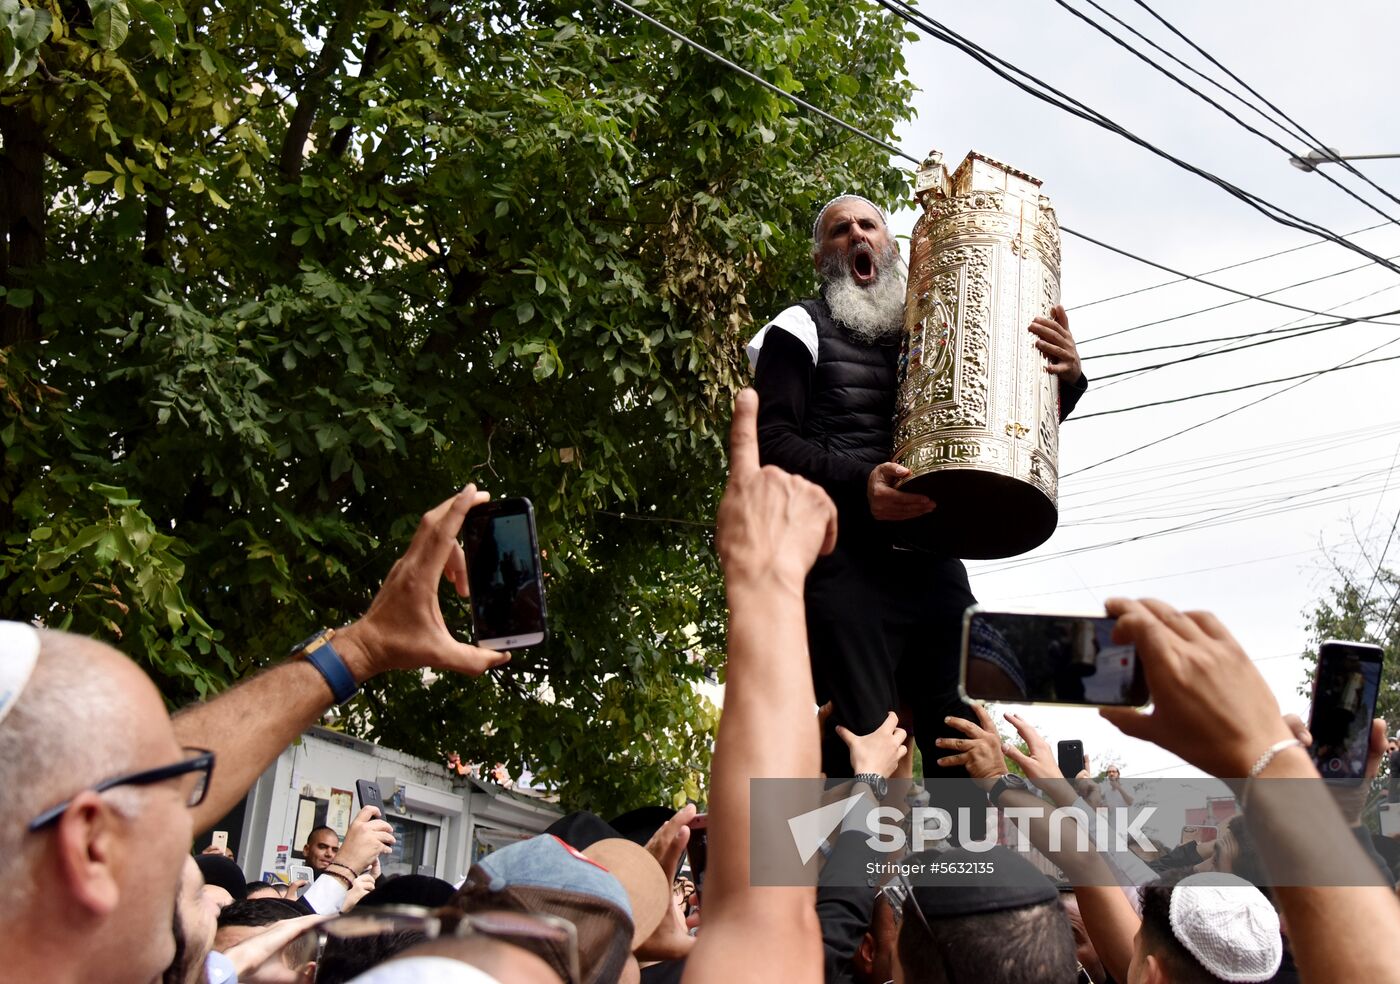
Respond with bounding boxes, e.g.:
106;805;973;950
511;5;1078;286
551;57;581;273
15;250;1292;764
0;630;146;909
811;194;888;251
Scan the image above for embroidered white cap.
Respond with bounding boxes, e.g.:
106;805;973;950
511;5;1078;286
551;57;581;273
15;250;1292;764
0;620;40;729
812;194;888;241
1168;872;1282;982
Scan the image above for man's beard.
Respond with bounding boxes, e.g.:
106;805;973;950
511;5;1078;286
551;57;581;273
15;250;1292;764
820;240;907;345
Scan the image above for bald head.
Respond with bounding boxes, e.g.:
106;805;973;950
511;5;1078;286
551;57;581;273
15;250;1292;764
0;628;181;906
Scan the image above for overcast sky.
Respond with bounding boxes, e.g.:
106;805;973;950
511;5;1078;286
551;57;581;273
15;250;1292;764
876;0;1400;796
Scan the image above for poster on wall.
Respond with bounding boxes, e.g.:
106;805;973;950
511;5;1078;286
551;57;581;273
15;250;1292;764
292;797;319;855
326;788;354;836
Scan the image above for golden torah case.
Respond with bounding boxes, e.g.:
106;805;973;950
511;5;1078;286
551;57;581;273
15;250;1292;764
893;150;1061;559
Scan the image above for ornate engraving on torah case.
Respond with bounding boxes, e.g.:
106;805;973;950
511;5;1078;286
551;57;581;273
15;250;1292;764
893;149;1061;559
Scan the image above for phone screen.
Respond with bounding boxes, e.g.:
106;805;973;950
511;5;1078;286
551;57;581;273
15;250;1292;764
962;610;1148;707
686;816;709;895
463;501;546;648
1308;641;1383;779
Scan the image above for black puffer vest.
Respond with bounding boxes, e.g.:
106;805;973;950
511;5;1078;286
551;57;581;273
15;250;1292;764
798;296;899;533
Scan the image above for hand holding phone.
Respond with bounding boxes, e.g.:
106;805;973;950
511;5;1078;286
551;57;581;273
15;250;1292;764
1056;740;1086;780
356;779;384;817
1307;640;1384;780
961;608;1149;707
684;814;709;896
462;497;548;651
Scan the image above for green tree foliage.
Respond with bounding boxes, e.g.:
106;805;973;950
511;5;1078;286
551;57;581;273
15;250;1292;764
0;0;915;812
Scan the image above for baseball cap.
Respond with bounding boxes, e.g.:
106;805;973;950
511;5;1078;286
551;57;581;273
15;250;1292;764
452;834;667;984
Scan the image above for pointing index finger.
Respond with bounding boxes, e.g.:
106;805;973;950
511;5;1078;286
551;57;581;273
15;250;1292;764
728;388;761;478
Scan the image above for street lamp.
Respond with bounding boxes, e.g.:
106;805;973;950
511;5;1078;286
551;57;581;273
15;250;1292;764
1289;147;1400;172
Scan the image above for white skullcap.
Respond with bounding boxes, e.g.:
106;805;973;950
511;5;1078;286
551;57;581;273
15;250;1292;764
812;194;887;241
1169;872;1282;982
0;620;40;729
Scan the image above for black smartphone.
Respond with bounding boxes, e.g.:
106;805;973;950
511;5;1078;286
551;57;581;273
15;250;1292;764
356;778;384;817
960;607;1149;707
1057;740;1085;780
1307;640;1383;780
685;813;708;896
462;497;548;651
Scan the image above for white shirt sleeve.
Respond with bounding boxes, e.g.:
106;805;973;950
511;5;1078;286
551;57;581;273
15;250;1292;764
301;871;350;914
348;956;502;983
746;305;819;370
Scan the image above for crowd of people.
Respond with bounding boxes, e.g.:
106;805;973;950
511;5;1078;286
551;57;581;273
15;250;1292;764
3;389;1399;984
4;190;1400;984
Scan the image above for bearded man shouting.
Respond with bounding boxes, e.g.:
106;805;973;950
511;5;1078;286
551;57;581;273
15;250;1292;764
747;194;1088;781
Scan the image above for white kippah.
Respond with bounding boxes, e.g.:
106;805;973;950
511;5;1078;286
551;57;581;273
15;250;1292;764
812;194;888;241
0;620;40;729
1168;872;1282;982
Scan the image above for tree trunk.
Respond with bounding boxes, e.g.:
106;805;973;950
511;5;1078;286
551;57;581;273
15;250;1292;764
278;0;362;181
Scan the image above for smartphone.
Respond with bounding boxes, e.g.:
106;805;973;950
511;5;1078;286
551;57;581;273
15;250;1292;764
356;778;384;817
1057;740;1085;780
288;863;314;894
462;497;548;651
685;813;709;896
960;607;1149;707
210;830;229;853
1381;803;1400;838
1307;640;1384;780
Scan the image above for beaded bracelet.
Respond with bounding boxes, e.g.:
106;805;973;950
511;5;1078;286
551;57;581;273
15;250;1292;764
1241;738;1304;809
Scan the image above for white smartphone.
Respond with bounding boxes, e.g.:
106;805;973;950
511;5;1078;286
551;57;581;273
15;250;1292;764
210;830;229;853
289;863;314;894
1381;803;1400;838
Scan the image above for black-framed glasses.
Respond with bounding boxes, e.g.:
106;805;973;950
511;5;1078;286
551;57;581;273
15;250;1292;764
300;905;581;984
28;747;215;831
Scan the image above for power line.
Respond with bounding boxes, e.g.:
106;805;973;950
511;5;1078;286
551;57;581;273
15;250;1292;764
1090;282;1400;392
1070;222;1389;312
1085;319;1368;362
977;467;1393;575
1064;227;1400;339
1077;249;1400;349
1062;418;1400;495
1062;334;1400;475
872;0;1400;276
1128;0;1400;212
608;0;920;166
1085;316;1392;383
1050;0;1400;227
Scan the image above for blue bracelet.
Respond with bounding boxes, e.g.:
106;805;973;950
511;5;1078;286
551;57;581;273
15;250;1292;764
303;634;359;704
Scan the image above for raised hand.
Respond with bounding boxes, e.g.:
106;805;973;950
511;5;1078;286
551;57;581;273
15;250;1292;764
335;484;513;681
1098;598;1295;777
716;388;838;597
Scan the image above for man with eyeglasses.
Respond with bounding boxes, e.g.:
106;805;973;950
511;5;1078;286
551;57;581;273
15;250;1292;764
0;484;514;984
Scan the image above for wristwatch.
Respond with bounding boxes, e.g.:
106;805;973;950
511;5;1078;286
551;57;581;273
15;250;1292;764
853;772;889;799
289;628;359;705
988;773;1030;807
